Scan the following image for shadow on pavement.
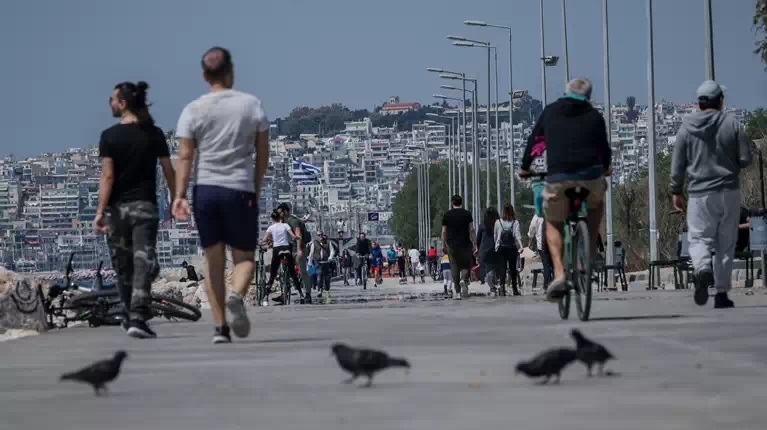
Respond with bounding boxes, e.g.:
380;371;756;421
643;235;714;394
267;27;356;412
589;314;684;322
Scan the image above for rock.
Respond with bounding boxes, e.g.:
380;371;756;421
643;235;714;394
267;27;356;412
0;268;48;332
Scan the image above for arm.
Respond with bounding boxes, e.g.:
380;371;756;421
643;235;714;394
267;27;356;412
94;157;115;234
159;157;176;197
469;223;477;252
441;226;448;254
293;225;304;255
669;129;689;196
172;106;196;221
520;109;545;171
254;130;269;200
286;226;298;241
263;231;273;246
329;243;336;260
308;242;315;262
493;220;502;248
527;219;536;248
514;220;523;250
595;114;612;172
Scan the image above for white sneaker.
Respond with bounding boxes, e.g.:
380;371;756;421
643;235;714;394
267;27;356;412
226;293;251;338
453;292;462;300
261;299;269;307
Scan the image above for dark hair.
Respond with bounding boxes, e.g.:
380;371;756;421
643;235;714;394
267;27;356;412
277;202;291;212
698;95;723;111
501;203;516;221
451;195;463;207
114;81;154;125
201;47;233;83
483;207;500;234
270;210;281;221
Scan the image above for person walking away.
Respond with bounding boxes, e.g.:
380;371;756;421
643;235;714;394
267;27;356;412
518;78;610;303
172;47;269;343
440;254;452;296
386;247;396;277
427;246;438;279
441;195;477;300
477;208;501;295
354;232;372;288
371;241;384;285
495;203;524;296
95;81;175;339
670;80;752;309
340;249;353;286
277;203;313;303
263;210;300;303
408;247;420;281
396;244;407;282
309;232;336;303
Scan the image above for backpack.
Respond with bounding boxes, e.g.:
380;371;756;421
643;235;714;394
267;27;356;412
498;221;517;251
290;215;311;245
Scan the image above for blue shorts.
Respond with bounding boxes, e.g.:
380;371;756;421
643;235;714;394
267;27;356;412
532;182;544;217
193;185;259;250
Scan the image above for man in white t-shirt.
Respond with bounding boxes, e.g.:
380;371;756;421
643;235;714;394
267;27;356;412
172;47;269;344
408;248;420;277
527;214;544;253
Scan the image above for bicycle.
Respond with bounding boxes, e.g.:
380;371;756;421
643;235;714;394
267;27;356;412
254;244;268;306
522;173;594;322
276;248;303;305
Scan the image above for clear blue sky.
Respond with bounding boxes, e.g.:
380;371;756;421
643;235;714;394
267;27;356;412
1;0;765;157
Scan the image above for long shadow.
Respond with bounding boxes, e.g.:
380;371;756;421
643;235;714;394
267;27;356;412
241;337;336;344
589;314;684;322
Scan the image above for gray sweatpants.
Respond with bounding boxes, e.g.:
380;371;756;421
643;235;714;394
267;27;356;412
687;188;740;292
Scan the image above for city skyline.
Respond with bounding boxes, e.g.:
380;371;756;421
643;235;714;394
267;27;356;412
2;0;765;157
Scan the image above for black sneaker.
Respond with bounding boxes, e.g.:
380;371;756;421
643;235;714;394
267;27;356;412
213;326;231;344
694;269;713;306
714;292;734;309
127;320;157;339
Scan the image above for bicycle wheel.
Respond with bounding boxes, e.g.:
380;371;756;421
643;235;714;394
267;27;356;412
281;266;291;305
573;220;593;321
151;295;202;322
255;263;266;306
558;289;571;320
362;263;368;289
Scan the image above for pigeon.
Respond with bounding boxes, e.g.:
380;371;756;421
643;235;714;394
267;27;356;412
515;348;577;384
60;350;128;395
331;343;410;387
570;329;615;377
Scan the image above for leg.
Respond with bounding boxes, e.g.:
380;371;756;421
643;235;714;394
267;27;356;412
598;363;605;377
363;374;374;388
510;250;520;295
343;374;358;384
295;246;311;301
545;220;566;282
128;202;160;323
266;252;281;288
553;373;561;384
538;375;550;385
106;207;133;321
587;364;593;377
203;243;227;328
230;249;256;297
687;195;717;275
714;189;740;294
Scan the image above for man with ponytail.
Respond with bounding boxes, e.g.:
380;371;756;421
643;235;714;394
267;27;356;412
173;47;270;344
95;81;176;339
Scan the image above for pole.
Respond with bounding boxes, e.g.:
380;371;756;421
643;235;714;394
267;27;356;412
562;0;570;83
704;0;715;80
494;47;501;210
485;46;492;209
462;79;469;203
508;29;516;208
647;0;659;265
603;0;615;290
448;121;453;204
417;163;423;249
473;83;480;222
540;0;548;106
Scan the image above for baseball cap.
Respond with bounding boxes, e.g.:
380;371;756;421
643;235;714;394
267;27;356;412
696;80;727;100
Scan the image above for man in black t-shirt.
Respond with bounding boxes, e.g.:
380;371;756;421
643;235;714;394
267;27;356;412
441;195;477;300
94;81;176;339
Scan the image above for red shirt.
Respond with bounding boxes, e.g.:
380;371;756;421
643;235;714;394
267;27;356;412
427;248;437;258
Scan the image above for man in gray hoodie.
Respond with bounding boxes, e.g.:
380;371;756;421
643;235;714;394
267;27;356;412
670;80;753;309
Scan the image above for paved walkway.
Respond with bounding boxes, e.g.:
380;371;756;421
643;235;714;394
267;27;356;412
2;278;767;430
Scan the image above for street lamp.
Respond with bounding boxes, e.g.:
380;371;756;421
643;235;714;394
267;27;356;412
436;88;472;198
465;19;517;208
426;112;456;203
454;41;502;211
450;35;493;210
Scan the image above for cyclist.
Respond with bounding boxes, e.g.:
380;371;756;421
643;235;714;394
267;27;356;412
371;241;384;285
518;77;611;302
309;231;336;302
277;203;313;304
263;210;301;302
427;246;438;279
355;232;372;288
340;249;353;286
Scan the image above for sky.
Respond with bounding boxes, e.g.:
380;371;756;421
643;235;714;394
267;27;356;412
1;0;765;157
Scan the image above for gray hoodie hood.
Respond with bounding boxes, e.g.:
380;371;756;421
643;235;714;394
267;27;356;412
670;110;752;196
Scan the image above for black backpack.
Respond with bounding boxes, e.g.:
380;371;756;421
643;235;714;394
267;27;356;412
498;221;517;251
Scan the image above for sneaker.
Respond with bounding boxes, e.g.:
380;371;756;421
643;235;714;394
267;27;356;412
225;293;251;338
489;287;498;296
212;326;231;344
714;292;734;309
546;279;569;302
694;269;713;306
304;294;312;304
453;291;462;300
127;320;157;339
261;299;269;307
323;293;332;305
461;282;469;298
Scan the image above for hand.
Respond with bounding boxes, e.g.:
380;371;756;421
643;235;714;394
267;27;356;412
93;213;108;235
172;198;191;221
472;245;478;255
517;169;530;178
297;248;304;258
672;194;686;214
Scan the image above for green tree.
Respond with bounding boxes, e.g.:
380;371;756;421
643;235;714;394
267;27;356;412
755;0;767;68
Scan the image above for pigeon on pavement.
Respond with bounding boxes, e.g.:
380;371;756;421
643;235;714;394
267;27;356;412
331;343;410;387
570;329;615;377
60;350;128;395
515;348;576;384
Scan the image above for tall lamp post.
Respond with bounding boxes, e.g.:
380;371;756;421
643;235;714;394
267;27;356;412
437;88;473;199
647;0;659;266
465;19;515;208
602;0;615;289
449;35;493;209
427;112;457;206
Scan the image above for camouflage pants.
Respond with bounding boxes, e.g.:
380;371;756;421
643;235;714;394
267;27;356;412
106;201;160;322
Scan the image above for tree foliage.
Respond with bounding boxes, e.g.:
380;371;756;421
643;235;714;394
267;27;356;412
755;0;767;68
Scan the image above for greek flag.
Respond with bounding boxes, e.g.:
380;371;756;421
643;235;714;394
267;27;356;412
292;160;322;184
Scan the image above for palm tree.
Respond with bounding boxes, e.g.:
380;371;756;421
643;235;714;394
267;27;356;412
756;0;767;68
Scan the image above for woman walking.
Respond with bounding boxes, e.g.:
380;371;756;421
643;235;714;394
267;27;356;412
495;204;524;296
476;207;501;295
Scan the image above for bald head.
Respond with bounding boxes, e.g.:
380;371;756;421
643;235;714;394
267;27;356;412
201;47;233;86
